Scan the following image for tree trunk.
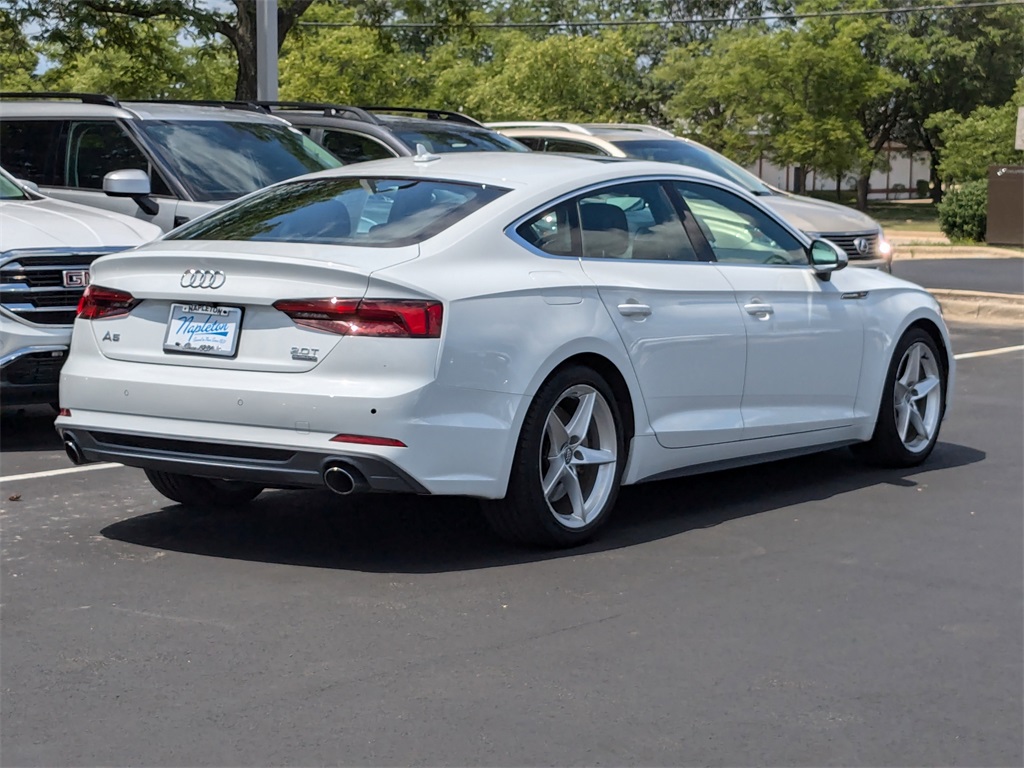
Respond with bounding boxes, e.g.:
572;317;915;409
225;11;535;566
856;171;870;212
232;0;257;100
929;161;943;204
835;175;842;202
793;166;803;194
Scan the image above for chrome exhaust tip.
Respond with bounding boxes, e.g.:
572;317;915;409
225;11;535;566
63;438;85;466
323;463;368;496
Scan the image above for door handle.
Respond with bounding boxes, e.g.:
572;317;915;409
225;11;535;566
618;302;652;318
743;301;774;318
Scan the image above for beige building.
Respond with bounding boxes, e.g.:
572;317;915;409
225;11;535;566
748;143;932;199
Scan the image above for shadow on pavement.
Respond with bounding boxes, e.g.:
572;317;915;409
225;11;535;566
0;405;62;453
101;441;985;574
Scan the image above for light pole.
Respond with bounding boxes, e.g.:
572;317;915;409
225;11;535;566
256;0;278;101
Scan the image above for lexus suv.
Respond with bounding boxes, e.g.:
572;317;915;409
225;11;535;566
259;103;529;164
0;166;161;407
0;93;342;232
490;122;892;270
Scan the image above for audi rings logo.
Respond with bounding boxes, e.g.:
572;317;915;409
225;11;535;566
180;269;226;289
854;237;871;255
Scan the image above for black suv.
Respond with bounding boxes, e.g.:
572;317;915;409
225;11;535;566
259;104;529;163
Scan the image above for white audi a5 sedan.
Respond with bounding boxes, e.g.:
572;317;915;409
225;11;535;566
56;153;953;547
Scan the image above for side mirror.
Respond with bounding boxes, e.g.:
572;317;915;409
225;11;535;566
809;239;848;281
103;169;159;215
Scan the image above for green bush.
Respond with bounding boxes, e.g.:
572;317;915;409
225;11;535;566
937;180;988;242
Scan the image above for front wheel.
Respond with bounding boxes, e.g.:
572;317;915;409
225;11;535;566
144;469;264;510
852;328;946;468
483;366;625;548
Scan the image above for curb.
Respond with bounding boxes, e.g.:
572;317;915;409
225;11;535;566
929;289;1024;326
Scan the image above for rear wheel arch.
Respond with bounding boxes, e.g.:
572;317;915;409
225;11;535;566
544;353;636;447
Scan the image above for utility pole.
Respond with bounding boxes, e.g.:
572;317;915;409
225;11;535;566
256;0;278;101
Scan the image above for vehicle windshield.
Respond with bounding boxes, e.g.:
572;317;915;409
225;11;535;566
612;139;774;196
391;126;530;154
0;168;29;200
137;120;342;202
167;176;510;247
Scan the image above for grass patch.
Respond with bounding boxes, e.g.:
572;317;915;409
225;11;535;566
865;202;940;233
801;191;941;232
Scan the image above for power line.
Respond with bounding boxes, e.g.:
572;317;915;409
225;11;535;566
298;0;1024;29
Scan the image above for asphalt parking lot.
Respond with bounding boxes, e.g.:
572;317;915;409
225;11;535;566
1;322;1022;767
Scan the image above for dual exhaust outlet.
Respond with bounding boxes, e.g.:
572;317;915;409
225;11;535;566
64;433;368;496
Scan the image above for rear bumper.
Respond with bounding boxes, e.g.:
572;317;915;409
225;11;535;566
59;427;428;493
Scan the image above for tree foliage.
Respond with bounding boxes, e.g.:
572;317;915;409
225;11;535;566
927;80;1024;183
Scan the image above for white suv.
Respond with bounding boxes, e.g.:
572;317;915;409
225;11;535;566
0;93;341;232
0;167;160;407
490;122;892;270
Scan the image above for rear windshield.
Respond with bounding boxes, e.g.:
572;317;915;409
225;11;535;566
167;176;510;247
137;120;342;202
391;126;529;154
612;139;773;196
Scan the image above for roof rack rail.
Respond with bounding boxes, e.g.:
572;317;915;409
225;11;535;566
485;121;593;134
359;106;483;127
254;101;383;124
582;123;675;136
123;98;270;113
0;92;121;108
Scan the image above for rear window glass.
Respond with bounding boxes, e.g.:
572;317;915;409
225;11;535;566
167;177;510;247
392;127;529;154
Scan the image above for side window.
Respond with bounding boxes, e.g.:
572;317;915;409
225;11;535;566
543;138;608;155
514;200;577;257
0;120;67;186
320;130;395;164
65;121;150;190
579;181;699;261
513;136;545;151
673;181;806;265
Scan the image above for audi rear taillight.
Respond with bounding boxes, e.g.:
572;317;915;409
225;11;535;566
273;298;442;338
77;285;139;320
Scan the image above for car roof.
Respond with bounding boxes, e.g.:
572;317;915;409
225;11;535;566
0;98;290;125
295;151;729;192
276;110;497;133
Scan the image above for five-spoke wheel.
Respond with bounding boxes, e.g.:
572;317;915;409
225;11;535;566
853;328;947;467
483;366;624;548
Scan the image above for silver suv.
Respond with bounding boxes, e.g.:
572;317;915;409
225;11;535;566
0;93;341;232
490;122;892;270
0;166;160;407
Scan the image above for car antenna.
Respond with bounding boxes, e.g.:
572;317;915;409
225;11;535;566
413;143;441;163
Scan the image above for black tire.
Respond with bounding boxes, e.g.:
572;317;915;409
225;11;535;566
144;469;263;509
851;328;947;468
483;365;625;548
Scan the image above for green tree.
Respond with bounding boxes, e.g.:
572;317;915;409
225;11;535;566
0;8;38;90
655;16;898;205
459;31;645;122
927;80;1024;184
5;0;316;99
892;0;1024;200
278;5;430;104
40;21;236;100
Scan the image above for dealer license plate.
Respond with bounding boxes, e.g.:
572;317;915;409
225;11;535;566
163;303;242;357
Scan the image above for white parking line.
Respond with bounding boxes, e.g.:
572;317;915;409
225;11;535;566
0;463;123;484
954;344;1024;361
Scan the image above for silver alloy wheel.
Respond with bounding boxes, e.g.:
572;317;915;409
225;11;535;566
539;384;618;529
893;341;943;453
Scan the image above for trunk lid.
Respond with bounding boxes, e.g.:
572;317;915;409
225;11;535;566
84;241;419;372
